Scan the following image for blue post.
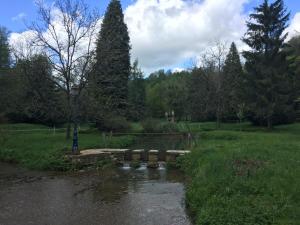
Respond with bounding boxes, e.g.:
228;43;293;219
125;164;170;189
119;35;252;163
72;124;79;154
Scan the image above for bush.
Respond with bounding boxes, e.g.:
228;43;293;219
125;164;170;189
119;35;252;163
141;118;179;133
141;118;161;132
96;116;131;132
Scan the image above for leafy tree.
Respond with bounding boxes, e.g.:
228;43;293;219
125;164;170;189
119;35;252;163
145;70;189;120
242;0;294;128
222;42;244;120
93;0;131;121
285;35;300;97
7;55;65;125
164;72;189;121
188;67;216;122
28;0;99;138
146;81;167;118
128;60;146;121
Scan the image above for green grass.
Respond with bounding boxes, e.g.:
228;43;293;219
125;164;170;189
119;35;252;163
0;123;135;170
179;123;300;225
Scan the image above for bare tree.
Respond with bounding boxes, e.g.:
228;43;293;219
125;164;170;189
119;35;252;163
29;0;100;139
204;41;228;128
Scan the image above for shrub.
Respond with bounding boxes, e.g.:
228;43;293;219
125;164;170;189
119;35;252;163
141;118;161;133
141;118;179;133
96;116;131;132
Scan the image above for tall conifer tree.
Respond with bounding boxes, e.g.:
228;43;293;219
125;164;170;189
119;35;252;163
0;26;10;70
223;42;244;119
243;0;292;128
93;0;131;118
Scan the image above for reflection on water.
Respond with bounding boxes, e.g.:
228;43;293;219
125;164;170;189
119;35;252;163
0;163;192;225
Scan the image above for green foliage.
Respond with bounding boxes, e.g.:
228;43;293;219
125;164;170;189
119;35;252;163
141;118;163;133
145;70;189;119
96;116;131;132
285;35;300;97
188;68;216;122
141;118;179;133
128;60;146;121
222;42;244;120
0;55;66;125
15;55;65;125
91;0;131;117
0;123;135;170
243;0;295;128
180;123;300;225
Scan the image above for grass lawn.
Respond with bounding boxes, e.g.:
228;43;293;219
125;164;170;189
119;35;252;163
180;123;300;225
0;123;135;170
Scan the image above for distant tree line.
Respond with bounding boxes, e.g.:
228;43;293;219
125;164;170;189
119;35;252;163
0;0;299;133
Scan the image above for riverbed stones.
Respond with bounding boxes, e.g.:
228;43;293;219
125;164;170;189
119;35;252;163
148;150;159;168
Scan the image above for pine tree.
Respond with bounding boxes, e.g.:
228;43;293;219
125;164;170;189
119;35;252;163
222;42;244;120
0;26;10;70
93;0;131;119
242;0;292;129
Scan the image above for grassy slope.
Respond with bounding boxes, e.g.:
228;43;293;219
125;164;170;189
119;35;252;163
180;123;300;225
0;123;135;170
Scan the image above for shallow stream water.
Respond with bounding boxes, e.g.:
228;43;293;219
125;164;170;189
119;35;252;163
0;162;192;225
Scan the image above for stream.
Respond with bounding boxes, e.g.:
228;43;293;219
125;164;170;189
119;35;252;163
0;134;192;225
0;162;192;225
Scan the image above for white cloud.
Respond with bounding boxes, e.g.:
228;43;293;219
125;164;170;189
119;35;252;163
9;30;40;58
124;0;249;73
9;7;101;62
9;0;300;74
12;13;27;22
286;12;300;40
10;0;249;74
172;67;185;73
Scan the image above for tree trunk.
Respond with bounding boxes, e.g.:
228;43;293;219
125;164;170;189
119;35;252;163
66;119;71;140
66;92;72;140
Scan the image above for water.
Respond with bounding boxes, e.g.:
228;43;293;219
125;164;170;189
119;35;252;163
137;162;148;170
0;163;192;225
158;162;166;170
121;162;131;170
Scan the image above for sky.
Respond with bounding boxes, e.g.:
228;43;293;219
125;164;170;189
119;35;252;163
1;0;300;74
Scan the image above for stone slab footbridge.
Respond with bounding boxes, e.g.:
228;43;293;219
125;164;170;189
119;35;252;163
68;149;191;168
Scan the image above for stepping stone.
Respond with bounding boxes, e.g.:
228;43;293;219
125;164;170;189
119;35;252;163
131;149;144;161
166;150;191;162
